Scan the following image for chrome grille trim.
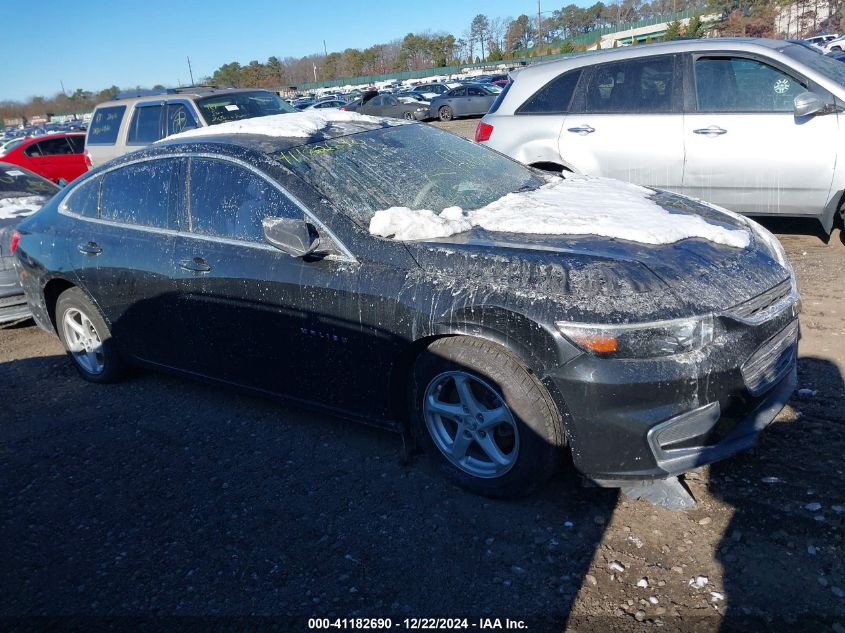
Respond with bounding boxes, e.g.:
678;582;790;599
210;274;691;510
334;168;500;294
741;320;799;396
726;280;795;325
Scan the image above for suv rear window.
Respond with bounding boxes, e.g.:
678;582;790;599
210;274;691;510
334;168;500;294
88;106;126;145
518;70;582;115
195;91;296;125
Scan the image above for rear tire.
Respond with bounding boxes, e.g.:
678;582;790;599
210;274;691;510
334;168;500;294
55;287;125;383
411;336;564;498
438;106;454;122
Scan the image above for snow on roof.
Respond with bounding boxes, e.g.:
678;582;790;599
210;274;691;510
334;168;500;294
369;175;750;248
165;110;396;142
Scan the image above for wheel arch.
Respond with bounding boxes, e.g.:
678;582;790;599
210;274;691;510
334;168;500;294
42;277;77;333
387;308;565;424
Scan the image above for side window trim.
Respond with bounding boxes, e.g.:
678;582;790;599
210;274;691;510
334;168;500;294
185;153;356;261
58;153;355;262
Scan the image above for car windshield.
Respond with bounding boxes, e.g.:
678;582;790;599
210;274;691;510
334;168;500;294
0;138;24;156
781;43;845;84
0;165;59;197
275;124;543;231
195;90;296;125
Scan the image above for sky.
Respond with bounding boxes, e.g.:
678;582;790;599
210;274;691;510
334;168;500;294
1;0;597;102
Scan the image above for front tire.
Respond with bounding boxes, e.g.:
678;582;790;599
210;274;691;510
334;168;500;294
411;337;564;498
403;111;414;120
55;287;125;383
438;106;454;122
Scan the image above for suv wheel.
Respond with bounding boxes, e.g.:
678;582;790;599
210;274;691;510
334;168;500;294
411;337;564;498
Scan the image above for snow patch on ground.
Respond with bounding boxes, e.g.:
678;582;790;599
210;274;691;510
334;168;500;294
0;195;49;220
369;176;750;248
165;110;393;141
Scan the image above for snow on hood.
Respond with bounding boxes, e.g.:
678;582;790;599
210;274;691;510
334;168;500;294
165;110;397;141
369;176;750;248
0;195;50;220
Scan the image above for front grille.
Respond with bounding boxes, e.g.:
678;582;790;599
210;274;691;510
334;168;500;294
728;280;792;322
741;320;799;396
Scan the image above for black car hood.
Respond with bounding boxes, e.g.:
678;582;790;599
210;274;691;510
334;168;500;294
404;192;789;323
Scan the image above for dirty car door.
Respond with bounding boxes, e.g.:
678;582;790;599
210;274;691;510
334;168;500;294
173;157;401;417
63;158;185;365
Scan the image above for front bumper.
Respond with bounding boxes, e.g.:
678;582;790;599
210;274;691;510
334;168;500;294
544;309;799;481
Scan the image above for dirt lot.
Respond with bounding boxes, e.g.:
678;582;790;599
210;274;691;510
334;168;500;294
1;120;843;631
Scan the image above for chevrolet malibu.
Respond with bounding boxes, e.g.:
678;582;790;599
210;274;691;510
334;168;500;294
13;111;800;498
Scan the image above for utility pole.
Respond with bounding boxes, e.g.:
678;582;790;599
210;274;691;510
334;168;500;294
187;56;195;86
537;0;543;53
323;40;328;57
60;80;66;96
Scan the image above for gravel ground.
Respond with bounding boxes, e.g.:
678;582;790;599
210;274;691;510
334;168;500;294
1;119;843;631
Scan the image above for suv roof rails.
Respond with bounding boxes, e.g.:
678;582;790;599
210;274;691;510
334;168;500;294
112;85;225;100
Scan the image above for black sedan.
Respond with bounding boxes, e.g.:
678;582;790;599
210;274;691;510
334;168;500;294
429;83;501;121
0;162;59;323
342;92;430;120
13;112;799;498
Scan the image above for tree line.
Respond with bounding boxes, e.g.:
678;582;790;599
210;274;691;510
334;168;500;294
2;0;843;122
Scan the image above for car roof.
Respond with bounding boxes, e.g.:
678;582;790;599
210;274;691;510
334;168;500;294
511;37;792;82
17;132;85;145
96;87;277;108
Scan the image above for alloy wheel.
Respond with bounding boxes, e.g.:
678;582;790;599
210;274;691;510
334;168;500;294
62;307;105;375
423;371;519;478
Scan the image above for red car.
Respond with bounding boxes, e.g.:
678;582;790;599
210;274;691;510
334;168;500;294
0;133;87;184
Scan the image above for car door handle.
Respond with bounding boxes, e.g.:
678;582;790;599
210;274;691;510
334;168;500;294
77;241;102;255
567;125;595;135
179;257;212;273
693;126;728;136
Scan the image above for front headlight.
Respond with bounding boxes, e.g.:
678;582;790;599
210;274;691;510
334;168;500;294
556;315;714;358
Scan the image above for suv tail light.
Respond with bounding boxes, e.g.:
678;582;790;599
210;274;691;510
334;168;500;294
83;149;93;169
475;121;494;142
339;105;348;111
10;230;21;255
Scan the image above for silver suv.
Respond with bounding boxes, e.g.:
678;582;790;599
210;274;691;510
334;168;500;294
478;38;845;232
85;87;296;168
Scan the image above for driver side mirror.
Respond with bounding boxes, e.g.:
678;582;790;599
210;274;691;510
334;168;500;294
57;178;68;188
794;91;827;117
263;216;320;257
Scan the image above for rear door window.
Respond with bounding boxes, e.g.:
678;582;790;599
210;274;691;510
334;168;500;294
64;176;101;218
26;137;73;157
87;106;126;145
127;104;164;145
188;158;301;242
518;69;582;114
694;56;806;112
66;135;85;153
585;55;675;113
100;159;181;228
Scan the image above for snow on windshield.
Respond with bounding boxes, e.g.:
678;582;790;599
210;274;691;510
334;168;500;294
165;110;398;141
0;195;49;220
369;175;750;248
